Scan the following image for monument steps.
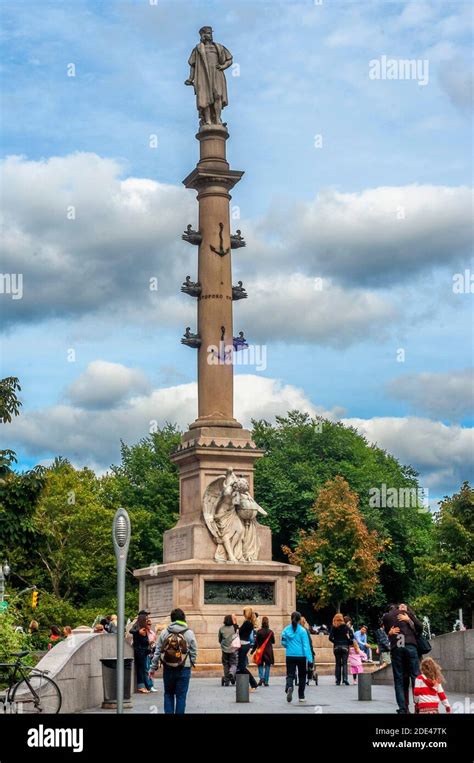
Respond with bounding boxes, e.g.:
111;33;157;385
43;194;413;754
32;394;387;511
196;645;336;663
192;661;387;678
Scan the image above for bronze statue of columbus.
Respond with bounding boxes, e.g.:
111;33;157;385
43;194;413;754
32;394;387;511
185;26;233;126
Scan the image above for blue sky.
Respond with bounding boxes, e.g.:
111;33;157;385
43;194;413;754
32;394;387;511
1;0;473;500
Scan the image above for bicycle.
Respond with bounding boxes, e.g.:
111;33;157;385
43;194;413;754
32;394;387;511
0;650;62;713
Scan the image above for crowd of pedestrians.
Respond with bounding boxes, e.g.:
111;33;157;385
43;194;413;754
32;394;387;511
122;600;452;715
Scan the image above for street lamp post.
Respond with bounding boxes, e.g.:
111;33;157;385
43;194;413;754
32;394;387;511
112;509;131;714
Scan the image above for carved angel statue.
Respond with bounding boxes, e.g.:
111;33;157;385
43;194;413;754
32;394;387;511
202;469;268;562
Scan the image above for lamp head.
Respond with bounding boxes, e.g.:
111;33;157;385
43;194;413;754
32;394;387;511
112;508;131;558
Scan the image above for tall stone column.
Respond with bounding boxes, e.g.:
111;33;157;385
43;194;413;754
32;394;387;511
134;29;300;676
173;124;266;550
183;125;243;429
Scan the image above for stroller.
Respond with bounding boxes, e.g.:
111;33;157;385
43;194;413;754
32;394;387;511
295;661;319;687
307;661;318;686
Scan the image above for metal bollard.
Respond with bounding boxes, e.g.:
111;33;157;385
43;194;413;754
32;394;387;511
236;672;250;702
358;672;372;700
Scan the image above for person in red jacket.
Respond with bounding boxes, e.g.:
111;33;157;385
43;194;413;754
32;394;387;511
414;658;451;714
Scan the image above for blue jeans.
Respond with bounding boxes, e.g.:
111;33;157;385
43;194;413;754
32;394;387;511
145;655;153;690
135;650;151;690
162;665;191;714
391;644;420;712
258;663;270;684
359;643;372;660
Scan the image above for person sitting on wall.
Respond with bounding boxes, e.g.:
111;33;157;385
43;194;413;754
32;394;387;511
354;625;372;661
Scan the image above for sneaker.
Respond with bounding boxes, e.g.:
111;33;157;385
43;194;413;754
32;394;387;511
264;683;269;687
299;698;306;703
149;687;158;693
230;676;236;685
335;682;340;685
343;680;350;685
286;687;293;703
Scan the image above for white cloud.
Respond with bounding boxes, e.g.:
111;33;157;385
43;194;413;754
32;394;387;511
3;154;472;354
235;274;397;347
1;152;407;348
253;185;473;286
3;372;334;471
1;152;195;326
66;360;151;409
2;361;471;495
343;415;474;493
387;368;474;422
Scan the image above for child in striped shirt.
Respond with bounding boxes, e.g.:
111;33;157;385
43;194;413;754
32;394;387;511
414;657;451;714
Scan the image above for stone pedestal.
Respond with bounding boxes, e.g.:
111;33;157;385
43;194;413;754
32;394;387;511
134;558;300;674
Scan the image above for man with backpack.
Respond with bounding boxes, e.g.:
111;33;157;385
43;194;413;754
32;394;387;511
149;608;198;714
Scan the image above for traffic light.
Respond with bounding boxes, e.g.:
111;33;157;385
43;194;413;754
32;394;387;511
31;590;39;608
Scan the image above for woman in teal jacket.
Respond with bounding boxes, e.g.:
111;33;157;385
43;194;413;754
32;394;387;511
281;611;314;703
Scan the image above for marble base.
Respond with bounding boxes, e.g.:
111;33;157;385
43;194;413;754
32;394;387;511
134;559;300;646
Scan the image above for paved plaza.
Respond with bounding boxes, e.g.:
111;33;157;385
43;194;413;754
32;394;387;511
84;675;470;714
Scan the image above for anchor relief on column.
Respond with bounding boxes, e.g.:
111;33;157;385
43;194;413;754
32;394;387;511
209;222;230;258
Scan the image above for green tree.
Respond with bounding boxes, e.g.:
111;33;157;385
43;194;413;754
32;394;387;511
0;376;22;476
30;461;115;600
284;476;385;612
252;411;434;606
414;482;474;631
102;425;180;568
0;376;47;569
0;606;31;674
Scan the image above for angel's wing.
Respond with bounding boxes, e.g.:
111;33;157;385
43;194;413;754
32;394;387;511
202;476;226;541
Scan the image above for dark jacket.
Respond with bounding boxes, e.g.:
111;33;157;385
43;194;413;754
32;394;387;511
239;620;254;643
329;624;354;649
375;627;390;652
250;627;275;665
383;608;422;649
132;628;150;655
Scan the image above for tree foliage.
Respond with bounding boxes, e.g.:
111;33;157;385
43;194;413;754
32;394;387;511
102;425;181;568
29;461;115;600
284;476;385;611
414;482;474;630
252;411;434;605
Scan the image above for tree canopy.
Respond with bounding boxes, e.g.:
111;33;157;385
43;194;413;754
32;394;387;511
252;411;434;606
284;476;385;611
414;481;474;631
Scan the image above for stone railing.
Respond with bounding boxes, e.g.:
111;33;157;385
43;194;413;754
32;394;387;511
429;629;474;694
32;627;133;713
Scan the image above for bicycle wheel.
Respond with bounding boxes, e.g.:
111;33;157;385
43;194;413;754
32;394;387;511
11;672;62;714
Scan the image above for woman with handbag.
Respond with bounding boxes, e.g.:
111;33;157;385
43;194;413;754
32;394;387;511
237;607;258;691
251;616;275;686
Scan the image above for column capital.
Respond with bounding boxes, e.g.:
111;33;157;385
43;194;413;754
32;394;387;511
182;166;244;192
